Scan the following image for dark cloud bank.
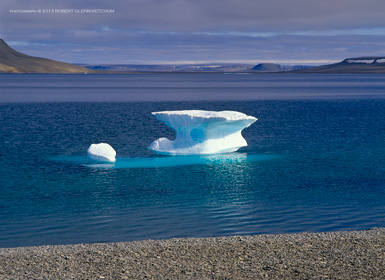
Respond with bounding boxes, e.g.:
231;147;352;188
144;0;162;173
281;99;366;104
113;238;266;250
1;0;385;64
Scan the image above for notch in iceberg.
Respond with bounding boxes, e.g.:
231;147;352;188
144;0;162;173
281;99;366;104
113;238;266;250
87;143;116;163
148;110;257;155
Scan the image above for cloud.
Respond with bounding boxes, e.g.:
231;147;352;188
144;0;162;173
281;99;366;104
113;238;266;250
3;0;385;32
1;0;385;64
9;31;385;65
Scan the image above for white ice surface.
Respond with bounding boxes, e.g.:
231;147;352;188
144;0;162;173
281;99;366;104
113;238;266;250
148;110;257;155
87;143;116;163
376;59;385;63
346;59;375;64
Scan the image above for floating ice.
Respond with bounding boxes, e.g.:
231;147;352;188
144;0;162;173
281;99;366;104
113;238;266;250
87;143;116;163
148;110;257;155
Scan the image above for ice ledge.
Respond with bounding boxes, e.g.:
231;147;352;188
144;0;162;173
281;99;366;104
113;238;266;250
148;110;257;155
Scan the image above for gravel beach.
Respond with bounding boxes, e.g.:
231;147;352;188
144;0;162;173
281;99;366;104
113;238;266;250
0;228;384;279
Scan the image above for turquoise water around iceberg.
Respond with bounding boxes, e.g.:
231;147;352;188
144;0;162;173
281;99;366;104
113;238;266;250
51;153;278;169
1;73;385;248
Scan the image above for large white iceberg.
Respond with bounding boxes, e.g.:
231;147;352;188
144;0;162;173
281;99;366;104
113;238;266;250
87;143;116;163
148;110;257;155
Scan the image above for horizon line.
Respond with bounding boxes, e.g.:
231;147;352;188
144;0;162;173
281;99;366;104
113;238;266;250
74;59;340;66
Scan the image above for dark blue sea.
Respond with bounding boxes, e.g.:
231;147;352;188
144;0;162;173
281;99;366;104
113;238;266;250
1;73;385;248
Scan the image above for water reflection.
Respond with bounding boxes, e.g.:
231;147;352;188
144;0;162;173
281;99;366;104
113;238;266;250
51;153;278;169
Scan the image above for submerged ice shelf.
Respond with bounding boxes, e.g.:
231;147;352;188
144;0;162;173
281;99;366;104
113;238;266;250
148;110;257;155
55;110;264;168
52;153;278;169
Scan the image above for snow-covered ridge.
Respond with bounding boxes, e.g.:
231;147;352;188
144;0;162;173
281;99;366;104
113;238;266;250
345;58;385;64
148;110;257;155
346;59;375;64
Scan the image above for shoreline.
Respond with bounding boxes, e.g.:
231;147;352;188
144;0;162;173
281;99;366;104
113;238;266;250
0;228;384;279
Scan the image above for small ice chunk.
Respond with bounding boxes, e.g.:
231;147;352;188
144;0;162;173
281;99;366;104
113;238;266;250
87;143;116;163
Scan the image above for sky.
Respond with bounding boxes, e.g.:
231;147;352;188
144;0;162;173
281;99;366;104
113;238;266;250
1;0;385;65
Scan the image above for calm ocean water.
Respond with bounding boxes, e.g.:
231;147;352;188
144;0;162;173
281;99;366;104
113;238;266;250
1;73;385;248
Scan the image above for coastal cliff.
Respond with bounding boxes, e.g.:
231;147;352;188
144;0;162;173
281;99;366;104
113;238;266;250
291;57;385;74
0;39;93;73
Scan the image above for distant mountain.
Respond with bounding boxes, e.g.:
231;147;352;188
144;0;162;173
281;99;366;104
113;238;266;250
291;57;385;74
82;63;309;73
0;39;93;73
81;63;255;73
251;63;282;72
250;63;309;72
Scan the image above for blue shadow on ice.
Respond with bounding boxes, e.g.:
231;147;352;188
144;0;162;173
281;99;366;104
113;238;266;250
50;153;278;169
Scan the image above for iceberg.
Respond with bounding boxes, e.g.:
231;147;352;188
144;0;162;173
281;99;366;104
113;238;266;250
87;143;116;163
148;110;257;155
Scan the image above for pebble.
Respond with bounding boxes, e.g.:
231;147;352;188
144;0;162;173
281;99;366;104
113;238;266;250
0;228;384;279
